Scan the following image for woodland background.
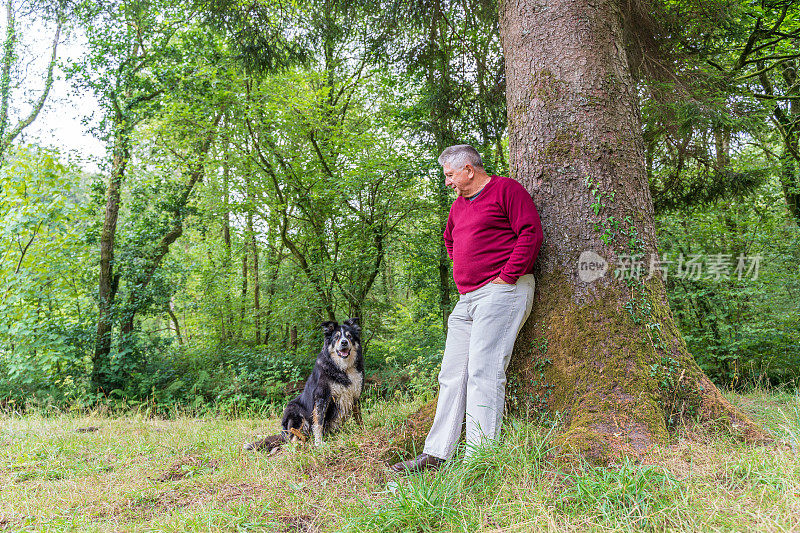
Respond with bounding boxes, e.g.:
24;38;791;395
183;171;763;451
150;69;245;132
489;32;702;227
1;0;799;413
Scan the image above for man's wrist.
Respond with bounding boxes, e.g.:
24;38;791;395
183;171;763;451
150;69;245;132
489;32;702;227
497;272;518;284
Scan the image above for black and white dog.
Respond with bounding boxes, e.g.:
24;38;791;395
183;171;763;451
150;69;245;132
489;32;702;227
245;318;364;451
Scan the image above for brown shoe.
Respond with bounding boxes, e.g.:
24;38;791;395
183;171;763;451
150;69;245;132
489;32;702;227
389;453;445;473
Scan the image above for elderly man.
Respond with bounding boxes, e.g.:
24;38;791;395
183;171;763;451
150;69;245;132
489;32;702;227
391;144;543;473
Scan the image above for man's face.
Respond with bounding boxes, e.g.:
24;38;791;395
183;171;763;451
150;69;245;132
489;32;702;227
443;163;474;197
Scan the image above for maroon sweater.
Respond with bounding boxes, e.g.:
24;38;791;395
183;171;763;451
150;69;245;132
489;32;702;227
444;175;543;294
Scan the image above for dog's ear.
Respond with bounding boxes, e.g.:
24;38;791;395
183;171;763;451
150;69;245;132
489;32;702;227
343;317;361;334
321;321;338;336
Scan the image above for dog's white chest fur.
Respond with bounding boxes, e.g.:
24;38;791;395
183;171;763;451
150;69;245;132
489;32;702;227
329;367;363;428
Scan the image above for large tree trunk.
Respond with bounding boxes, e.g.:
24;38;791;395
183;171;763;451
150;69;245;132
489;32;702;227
498;0;768;461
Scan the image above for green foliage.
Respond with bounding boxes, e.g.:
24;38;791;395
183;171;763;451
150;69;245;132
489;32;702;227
658;175;800;387
0;146;96;398
195;0;309;74
1;0;798;412
641;0;799;216
0;0;64;164
366;299;445;397
113;342;309;415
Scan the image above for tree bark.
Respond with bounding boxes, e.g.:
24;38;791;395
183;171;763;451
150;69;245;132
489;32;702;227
426;0;456;334
0;1;62;162
778;60;799;226
498;0;768;461
240;252;248;332
222;139;234;340
167;301;183;346
92;124;130;391
251;218;261;345
759;60;800;227
780;144;800;224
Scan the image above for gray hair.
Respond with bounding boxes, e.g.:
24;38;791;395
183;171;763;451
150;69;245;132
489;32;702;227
438;145;484;170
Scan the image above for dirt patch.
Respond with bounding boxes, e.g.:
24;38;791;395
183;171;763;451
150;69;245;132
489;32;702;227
313;427;396;484
640;434;722;481
384;399;437;459
275;513;321;532
122;491;191;519
154;455;218;482
542;467;576;498
211;482;266;502
106;481;268;520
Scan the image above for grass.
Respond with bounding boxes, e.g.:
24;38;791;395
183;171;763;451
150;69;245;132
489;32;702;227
1;389;799;532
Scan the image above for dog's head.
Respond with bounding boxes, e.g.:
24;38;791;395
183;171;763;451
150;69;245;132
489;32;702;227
322;318;361;365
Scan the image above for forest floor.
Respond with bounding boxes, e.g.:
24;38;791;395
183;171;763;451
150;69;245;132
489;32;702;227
1;388;798;532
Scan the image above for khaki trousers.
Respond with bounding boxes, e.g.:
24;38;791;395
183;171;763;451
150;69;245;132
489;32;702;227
423;274;535;460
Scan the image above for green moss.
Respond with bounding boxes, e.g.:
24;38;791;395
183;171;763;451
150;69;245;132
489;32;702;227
542;126;582;163
509;270;673;463
579;92;605;107
530;69;567;105
508;102;527;132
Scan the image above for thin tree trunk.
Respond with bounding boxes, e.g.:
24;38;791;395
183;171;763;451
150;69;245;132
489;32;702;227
93;124;130;391
223;140;234;340
780;144;800;224
262;241;284;345
263;265;277;345
714;125;731;171
759;60;800;226
426;0;456;333
499;0;768;461
252;224;261;345
118;113;221;337
240;253;248;330
0;1;62;162
167;301;184;346
780;61;800;225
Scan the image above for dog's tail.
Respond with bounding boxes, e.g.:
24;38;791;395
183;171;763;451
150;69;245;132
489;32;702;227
243;432;288;452
243;428;306;452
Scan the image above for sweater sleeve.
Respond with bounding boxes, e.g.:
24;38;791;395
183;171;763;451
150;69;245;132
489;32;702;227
443;203;455;260
498;181;543;284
